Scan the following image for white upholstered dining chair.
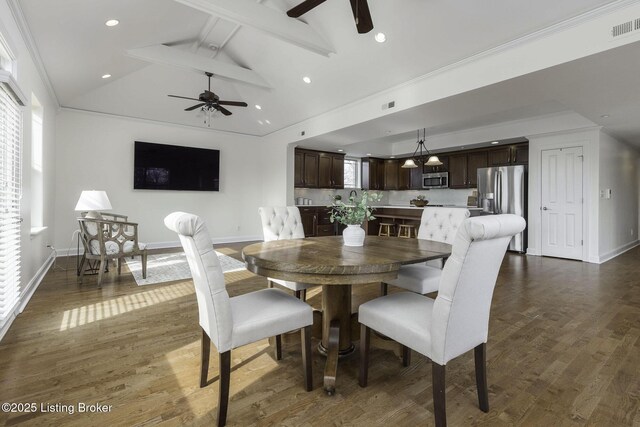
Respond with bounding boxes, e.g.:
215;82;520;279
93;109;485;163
164;212;313;427
359;214;526;427
382;207;470;295
258;206;317;300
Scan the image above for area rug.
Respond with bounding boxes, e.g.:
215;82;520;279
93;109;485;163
125;251;246;286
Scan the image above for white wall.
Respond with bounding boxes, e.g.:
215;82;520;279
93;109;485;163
598;131;639;261
0;0;58;337
54;109;264;253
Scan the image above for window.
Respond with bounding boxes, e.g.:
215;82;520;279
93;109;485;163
344;158;360;188
30;95;43;229
0;84;22;321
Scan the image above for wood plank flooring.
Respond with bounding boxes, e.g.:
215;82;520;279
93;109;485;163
1;244;639;426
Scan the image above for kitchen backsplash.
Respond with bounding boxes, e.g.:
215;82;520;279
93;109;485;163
294;188;476;207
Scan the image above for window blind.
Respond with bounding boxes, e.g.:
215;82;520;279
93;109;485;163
0;85;22;320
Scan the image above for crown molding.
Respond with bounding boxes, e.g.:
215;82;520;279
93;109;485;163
6;0;60;107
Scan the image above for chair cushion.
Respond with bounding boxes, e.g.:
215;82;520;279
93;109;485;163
231;288;313;349
359;292;434;357
269;278;316;291
417;207;469;244
90;240;146;255
386;264;442;294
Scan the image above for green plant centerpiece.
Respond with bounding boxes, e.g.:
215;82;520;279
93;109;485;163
330;191;383;246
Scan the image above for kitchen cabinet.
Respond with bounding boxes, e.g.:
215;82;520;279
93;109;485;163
299;207;317;237
399;161;411;190
488;143;529;166
299;207;340;237
295;149;344;189
383;159;399;190
361;158;385;190
449;151;487;189
319;153;344;189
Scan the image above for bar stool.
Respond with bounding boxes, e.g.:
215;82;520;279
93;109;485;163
397;224;417;239
378;223;396;237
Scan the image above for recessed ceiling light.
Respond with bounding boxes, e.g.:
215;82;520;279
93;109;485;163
265;119;271;124
105;19;119;27
366;153;372;156
255;105;262;110
338;149;344;152
302;76;312;84
601;114;610;118
258;120;264;125
390;156;395;159
374;32;386;43
491;141;500;145
101;74;111;79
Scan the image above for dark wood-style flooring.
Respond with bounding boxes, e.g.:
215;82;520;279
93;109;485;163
1;244;639;426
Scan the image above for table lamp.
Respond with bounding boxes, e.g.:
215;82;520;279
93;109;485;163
75;190;112;219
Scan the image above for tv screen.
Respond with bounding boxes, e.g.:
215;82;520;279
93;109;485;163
134;141;220;191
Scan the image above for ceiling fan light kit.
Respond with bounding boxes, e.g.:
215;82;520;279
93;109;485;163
287;0;374;34
401;129;443;169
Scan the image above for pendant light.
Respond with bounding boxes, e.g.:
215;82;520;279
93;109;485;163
401;129;443;168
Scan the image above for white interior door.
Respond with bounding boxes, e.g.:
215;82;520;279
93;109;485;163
540;147;583;260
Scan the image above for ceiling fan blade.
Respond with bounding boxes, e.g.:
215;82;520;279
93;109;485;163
169;95;201;101
350;0;373;34
216;106;233;116
217;100;248;107
185;103;205;111
287;0;327;17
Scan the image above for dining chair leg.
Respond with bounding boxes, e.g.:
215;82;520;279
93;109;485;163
274;334;282;360
380;282;388;296
218;350;231;427
301;325;313;391
359;324;370;387
402;345;411;367
267;280;274;288
295;290;301;299
97;257;107;288
79;257;87;284
432;362;447;427
301;289;307;302
200;329;211;388
474;343;489;412
117;258;122;275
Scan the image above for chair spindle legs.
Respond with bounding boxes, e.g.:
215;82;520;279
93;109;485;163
200;329;211;388
217;350;231;427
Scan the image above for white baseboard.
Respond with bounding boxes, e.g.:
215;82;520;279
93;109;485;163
526;247;541;256
0;252;55;342
56;235;263;257
598;240;640;264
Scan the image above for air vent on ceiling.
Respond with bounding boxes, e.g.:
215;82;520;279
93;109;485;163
381;101;395;110
612;20;633;37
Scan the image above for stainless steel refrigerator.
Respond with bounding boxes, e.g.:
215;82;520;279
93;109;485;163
477;165;527;252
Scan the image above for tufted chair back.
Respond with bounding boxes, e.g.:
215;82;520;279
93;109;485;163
164;212;233;353
417;207;470;244
258;206;305;242
430;214;526;365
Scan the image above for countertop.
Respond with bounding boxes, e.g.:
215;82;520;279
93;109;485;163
296;204;483;210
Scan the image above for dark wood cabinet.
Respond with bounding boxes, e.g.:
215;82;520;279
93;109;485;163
295;149;344;189
399;161;411;190
383;159;399;190
488;144;528;166
299;207;317;237
449;151;487;188
362;158;384;190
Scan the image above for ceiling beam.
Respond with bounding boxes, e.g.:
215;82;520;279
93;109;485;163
126;44;272;89
174;0;334;57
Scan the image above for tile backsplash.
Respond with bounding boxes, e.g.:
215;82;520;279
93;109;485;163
294;188;476;206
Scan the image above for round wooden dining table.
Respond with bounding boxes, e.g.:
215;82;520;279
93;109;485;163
242;235;452;394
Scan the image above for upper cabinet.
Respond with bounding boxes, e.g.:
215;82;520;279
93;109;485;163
488;143;529;166
362;157;385;190
449;151;488;189
383;159;399;190
295;148;344;189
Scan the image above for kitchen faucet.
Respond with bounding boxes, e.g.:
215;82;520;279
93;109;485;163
349;189;358;199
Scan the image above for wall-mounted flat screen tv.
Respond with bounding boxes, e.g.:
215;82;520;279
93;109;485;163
134;141;220;191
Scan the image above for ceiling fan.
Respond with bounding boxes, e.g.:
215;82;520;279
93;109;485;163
287;0;373;34
168;72;247;116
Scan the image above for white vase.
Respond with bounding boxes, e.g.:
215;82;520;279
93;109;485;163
343;224;365;246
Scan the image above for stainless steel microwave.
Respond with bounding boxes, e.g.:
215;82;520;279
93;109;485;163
422;172;449;189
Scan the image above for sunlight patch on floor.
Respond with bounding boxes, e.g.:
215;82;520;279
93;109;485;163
59;282;195;331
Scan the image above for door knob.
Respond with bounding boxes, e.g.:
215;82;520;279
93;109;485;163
542;206;549;211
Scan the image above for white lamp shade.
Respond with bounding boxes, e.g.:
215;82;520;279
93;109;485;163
75;190;112;211
425;156;443;166
401;158;418;168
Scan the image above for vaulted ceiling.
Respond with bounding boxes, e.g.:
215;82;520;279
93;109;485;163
17;0;623;140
